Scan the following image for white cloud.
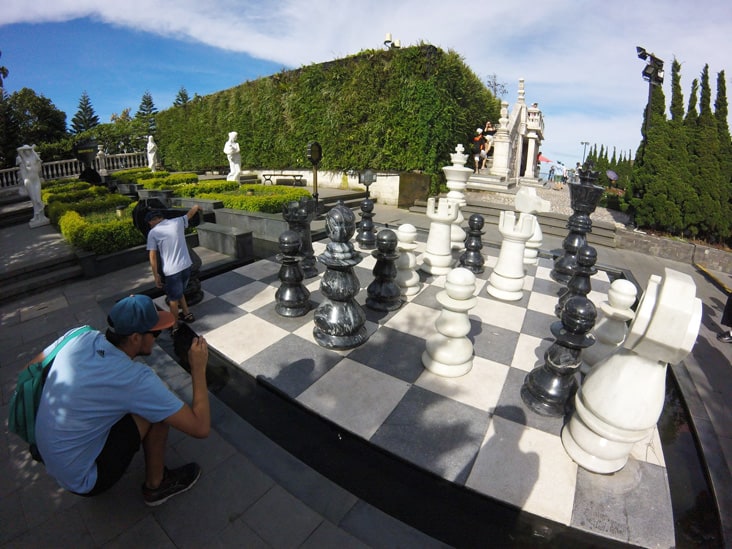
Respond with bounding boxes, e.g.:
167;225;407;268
2;0;730;167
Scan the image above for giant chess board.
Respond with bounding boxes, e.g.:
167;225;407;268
155;234;675;548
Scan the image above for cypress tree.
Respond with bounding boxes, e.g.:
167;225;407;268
716;70;732;244
692;65;725;240
70;91;100;134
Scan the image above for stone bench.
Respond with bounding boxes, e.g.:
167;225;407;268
196;222;254;260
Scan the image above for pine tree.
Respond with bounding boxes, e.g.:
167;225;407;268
0;50;8;88
136;91;157;134
669;59;685;123
70;91;100;134
173;86;190;107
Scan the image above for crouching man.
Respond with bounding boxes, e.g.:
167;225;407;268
34;294;210;506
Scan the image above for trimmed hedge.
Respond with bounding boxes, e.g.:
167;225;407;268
175;180;240;196
197;186;310;213
141;172;199;189
47;194;134;225
59;210;145;254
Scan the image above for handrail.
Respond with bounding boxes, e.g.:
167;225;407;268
0;152;147;193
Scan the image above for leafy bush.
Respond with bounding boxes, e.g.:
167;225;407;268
141;172;198;189
47;194;133;224
175;180;239;196
197;186;310;213
42;185;109;204
58;210;145;254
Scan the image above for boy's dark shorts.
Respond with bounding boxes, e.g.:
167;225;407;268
82;414;141;496
165;268;191;302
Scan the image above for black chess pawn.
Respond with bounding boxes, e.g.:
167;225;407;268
521;295;596;417
282;197;318;278
459;213;485;274
555;244;597;317
366;229;403;311
356;197;376;249
313;202;369;349
275;230;311;317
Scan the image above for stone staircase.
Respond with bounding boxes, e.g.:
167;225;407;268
409;196;618;248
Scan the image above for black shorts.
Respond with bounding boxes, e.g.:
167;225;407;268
82;414;141;496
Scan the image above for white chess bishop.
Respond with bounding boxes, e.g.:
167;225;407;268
562;268;701;474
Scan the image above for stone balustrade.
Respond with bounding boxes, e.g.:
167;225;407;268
0;151;147;195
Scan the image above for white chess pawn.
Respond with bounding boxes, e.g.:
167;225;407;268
486;211;536;301
562;268;701;474
420;197;458;275
396;224;421;296
514;187;550;266
422;267;477;377
581;278;637;374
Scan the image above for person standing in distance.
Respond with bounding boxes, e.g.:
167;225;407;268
146;204;201;332
34;295;210;505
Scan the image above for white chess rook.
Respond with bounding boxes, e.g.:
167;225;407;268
422;267;477;377
562;268;701;473
581;278;637;373
396;224;421;296
487;211;536;301
420;197;458;275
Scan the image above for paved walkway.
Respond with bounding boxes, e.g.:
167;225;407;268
1;190;731;547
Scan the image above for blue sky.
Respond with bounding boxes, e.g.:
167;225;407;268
1;0;731;170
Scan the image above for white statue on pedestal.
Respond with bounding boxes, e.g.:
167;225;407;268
224;131;241;182
16;145;50;228
562;268;701;474
146;136;159;172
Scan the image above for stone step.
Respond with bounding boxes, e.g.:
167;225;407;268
411;199;617;248
0;263;84;304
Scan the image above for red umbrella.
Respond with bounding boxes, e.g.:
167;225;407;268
537;154;552;163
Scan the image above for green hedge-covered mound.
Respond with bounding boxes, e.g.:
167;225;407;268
58;210;144;255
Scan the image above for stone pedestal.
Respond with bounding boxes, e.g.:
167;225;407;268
562;268;701;473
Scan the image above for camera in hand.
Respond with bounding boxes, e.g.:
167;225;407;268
173;323;198;363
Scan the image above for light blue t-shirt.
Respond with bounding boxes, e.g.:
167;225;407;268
146;216;192;276
35;329;183;494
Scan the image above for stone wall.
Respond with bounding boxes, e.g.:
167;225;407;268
616;229;732;274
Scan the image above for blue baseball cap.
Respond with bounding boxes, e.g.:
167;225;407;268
144;210;164;224
107;295;175;335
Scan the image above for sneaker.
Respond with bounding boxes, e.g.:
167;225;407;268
142;463;201;506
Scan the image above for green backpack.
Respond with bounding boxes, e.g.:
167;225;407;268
8;326;93;449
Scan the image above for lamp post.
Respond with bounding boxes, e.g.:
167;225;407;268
580;141;589;163
636;46;664;144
